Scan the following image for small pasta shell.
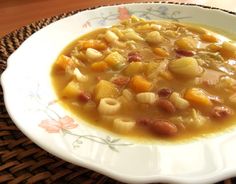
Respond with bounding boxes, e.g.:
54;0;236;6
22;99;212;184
146;31;163;44
169;92;190;110
136;92;157;105
86;48;103;60
113;118;136;132
73;68;88;82
98;98;121;115
105;30;119;43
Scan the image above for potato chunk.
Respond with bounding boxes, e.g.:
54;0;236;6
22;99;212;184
104;52;126;69
94;80;119;101
124;62;144;76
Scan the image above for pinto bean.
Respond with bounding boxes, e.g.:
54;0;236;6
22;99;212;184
112;76;130;87
136;117;153;126
175;49;195;56
211;106;233;119
151;119;178;136
78;91;91;103
128;51;142;62
157;88;172;98
157;99;176;113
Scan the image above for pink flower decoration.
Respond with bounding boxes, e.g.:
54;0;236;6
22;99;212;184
59;116;78;129
39;116;78;133
118;7;131;21
39;119;61;133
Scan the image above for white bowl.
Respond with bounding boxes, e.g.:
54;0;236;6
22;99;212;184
1;2;236;184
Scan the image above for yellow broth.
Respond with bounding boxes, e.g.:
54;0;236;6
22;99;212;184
51;16;236;142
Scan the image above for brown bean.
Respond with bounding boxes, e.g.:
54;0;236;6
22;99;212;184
151;119;178;136
128;51;142;62
157;88;172;98
112;76;130;87
211;106;233;119
157;99;176;114
136;117;153;126
78;91;91;103
175;49;195;56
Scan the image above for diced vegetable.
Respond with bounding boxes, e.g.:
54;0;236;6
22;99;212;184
129;75;152;93
62;80;81;97
206;44;221;52
94;80;119;101
85;48;103;60
184;88;213;106
77;40;107;50
160;70;174;80
146;31;163;44
153;47;169;57
220;42;236;59
200;34;218;42
56;55;74;70
104;52;126;69
124;62;144;76
175;36;197;51
168;57;203;77
91;61;109;72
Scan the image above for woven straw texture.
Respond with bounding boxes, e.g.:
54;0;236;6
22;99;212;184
0;9;235;184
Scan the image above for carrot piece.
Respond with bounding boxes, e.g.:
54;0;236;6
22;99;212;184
200;34;218;43
129;75;152;93
184;88;213;106
91;61;109;72
56;55;74;70
207;44;221;52
78;40;107;50
153;47;169;57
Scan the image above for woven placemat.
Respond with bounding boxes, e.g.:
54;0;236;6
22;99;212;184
0;7;235;184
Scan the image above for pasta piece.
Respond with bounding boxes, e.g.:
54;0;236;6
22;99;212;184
73;68;88;82
105;30;119;43
86;48;103;60
169;92;190;110
98;98;121;115
122;89;133;101
146;31;163;44
123;29;144;41
136;92;157;105
113;118;136;132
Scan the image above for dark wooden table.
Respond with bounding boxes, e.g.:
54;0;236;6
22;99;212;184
0;0;235;37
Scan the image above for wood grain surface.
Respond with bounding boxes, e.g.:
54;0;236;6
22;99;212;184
0;0;235;38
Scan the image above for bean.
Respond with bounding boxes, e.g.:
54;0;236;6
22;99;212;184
157;88;172;98
78;91;91;103
136;117;153;126
211;106;233;119
175;49;195;56
128;51;142;62
157;99;176;113
112;76;130;87
151;119;178;136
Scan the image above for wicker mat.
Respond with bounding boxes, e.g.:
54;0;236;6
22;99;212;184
0;10;234;184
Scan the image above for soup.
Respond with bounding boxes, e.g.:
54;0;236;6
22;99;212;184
51;16;236;141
